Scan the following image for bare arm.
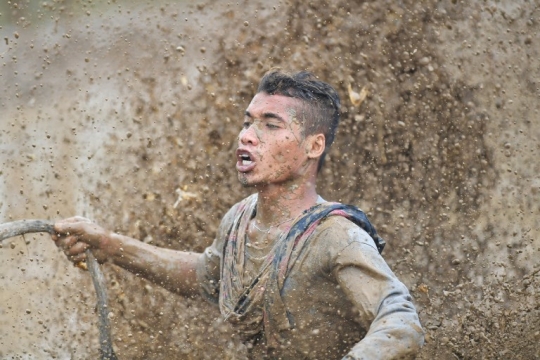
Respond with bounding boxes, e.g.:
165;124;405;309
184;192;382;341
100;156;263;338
53;216;201;298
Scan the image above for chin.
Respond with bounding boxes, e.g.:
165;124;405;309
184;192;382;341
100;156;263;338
237;173;253;187
238;173;268;189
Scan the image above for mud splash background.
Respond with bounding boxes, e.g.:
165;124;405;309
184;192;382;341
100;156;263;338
1;0;538;359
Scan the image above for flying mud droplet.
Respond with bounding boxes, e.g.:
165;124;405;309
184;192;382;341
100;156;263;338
173;187;199;208
348;84;368;107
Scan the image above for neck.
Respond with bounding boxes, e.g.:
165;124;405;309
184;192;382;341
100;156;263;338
254;177;318;227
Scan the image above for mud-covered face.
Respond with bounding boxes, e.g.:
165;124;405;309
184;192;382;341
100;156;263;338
236;92;313;187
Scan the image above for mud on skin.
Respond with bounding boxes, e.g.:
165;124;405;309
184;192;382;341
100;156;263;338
0;0;539;359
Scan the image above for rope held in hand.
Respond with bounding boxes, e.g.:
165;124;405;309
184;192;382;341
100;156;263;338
0;219;118;360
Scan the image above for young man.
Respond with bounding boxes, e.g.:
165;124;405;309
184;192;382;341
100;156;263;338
53;71;424;359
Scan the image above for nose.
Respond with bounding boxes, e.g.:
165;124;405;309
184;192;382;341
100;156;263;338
238;124;259;146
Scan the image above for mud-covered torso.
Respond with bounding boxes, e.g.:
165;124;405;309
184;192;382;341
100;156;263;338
241;218;367;359
196;195;421;359
251;220;369;359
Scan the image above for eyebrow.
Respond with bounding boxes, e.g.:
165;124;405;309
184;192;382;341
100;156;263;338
244;110;285;123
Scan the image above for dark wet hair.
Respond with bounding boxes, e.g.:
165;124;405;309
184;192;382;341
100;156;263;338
256;70;341;172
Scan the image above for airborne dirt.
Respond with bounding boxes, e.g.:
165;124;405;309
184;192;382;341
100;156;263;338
0;0;539;359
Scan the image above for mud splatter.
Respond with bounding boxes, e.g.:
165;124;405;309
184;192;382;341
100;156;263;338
1;0;539;359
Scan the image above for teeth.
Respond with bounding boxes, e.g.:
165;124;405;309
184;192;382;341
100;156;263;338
242;160;252;165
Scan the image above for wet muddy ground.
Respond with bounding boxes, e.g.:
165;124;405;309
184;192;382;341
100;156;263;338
0;0;539;359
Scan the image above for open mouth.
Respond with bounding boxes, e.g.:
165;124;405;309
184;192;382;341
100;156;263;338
236;149;256;172
240;153;253;166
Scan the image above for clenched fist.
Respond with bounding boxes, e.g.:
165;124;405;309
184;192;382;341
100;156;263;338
51;216;113;264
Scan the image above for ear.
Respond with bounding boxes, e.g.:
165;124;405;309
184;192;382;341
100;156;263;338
305;133;326;159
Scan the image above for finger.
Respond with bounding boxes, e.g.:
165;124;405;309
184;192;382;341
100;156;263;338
73;216;92;223
56;235;78;250
54;218;89;234
63;216;91;223
71;252;87;263
54;221;76;235
67;241;89;256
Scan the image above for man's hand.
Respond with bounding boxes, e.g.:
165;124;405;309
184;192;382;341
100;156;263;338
52;216;113;265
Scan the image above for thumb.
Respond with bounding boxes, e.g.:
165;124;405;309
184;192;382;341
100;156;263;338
54;220;84;236
54;220;105;248
54;216;92;234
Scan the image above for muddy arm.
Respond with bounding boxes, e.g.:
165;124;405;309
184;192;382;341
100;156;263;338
51;217;202;298
104;232;201;297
